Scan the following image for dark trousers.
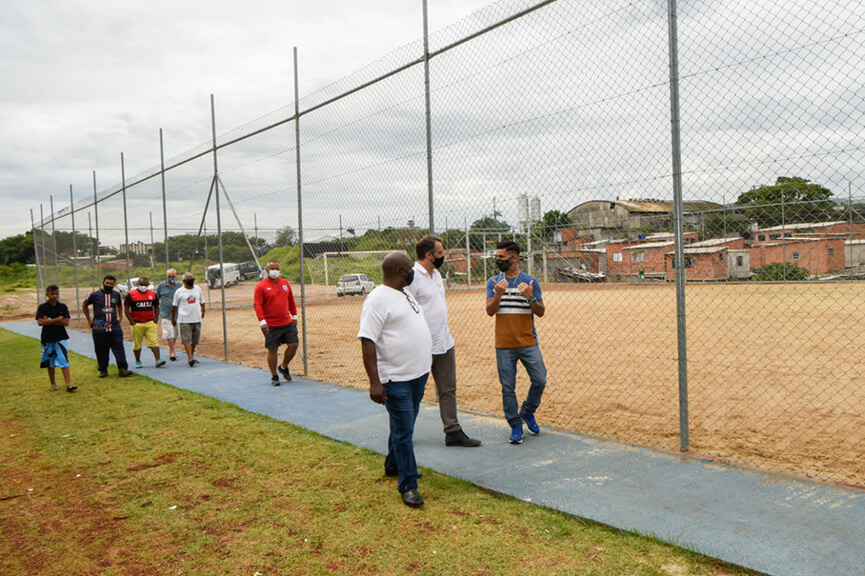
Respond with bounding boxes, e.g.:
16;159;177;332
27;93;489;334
92;329;128;372
383;373;428;494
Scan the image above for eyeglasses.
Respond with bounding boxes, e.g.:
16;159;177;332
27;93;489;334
403;290;419;314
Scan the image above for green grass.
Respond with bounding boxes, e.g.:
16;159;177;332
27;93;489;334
0;329;755;575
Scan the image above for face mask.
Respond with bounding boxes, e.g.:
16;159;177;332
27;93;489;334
184;280;194;287
103;285;113;293
268;269;280;279
495;258;512;272
404;269;415;286
167;278;176;285
137;285;149;293
432;255;445;269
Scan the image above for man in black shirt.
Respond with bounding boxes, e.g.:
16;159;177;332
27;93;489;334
35;285;76;392
83;275;132;378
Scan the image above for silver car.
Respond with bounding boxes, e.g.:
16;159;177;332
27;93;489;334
337;273;375;296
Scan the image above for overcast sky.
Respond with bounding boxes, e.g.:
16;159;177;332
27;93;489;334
4;0;863;245
0;0;494;239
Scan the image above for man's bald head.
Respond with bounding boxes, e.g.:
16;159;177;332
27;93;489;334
382;252;412;288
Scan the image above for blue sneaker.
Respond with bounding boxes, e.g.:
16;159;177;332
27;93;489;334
135;361;143;369
521;412;540;435
509;425;523;444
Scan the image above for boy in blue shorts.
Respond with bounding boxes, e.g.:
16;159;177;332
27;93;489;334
36;285;77;392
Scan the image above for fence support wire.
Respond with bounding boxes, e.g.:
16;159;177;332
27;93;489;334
70;185;81;329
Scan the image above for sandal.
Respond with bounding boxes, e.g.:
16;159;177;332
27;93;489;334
66;386;78;392
50;386;58;391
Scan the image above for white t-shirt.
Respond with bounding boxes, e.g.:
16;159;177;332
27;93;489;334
357;285;432;383
405;262;455;355
172;285;205;324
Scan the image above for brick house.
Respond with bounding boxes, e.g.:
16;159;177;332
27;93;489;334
662;237;748;281
750;237;845;274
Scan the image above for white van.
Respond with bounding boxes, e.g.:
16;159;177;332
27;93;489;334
207;263;241;288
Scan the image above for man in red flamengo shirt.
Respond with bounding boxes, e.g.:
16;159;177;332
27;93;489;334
254;259;299;386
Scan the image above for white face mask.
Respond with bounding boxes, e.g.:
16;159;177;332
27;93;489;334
268;269;280;279
137;285;149;293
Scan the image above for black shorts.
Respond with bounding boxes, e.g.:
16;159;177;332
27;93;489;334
265;322;298;350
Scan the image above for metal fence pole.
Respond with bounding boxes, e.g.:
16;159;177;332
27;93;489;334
39;204;47;290
667;0;689;452
93;171;101;281
295;46;309;377
49;195;59;285
160;129;169;270
210;94;229;362
30;209;42;298
88;213;95;291
69;185;81;329
120;153;131;284
422;0;435;233
149;211;156;277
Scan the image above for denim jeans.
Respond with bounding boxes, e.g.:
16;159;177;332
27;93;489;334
496;345;547;427
383;373;429;494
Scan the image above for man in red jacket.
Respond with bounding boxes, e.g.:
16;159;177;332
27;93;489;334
254;260;299;386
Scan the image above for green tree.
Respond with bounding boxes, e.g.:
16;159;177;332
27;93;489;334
274;226;297;247
698;212;752;240
538;210;571;241
736;177;838;228
0;231;36;265
752;262;811;282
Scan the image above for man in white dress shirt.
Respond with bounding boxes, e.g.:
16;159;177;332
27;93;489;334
406;235;481;448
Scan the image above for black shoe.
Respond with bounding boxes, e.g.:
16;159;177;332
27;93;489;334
278;364;292;382
385;468;422;479
445;430;482;447
169;355;177;361
401;489;424;508
118;368;133;377
98;371;108;379
271;374;281;387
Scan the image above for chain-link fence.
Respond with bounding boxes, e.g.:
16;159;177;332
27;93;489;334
31;0;865;488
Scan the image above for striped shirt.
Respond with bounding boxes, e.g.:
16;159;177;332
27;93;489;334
84;289;123;333
486;272;542;349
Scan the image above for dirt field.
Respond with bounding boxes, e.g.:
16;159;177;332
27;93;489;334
7;281;865;488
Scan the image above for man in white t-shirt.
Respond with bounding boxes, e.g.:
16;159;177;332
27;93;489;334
406;235;481;448
358;252;432;508
171;272;206;367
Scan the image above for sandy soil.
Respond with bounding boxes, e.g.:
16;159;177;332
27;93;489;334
6;281;865;488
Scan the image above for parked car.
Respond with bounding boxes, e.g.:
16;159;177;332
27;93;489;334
206;263;241;288
116;277;146;298
237;261;262;281
337;273;375;297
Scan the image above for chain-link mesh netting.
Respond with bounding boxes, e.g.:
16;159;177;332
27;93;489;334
32;0;865;487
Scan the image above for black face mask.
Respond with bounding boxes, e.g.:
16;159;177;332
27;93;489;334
102;284;114;293
495;258;512;272
184;280;194;288
432;255;445;269
404;269;415;286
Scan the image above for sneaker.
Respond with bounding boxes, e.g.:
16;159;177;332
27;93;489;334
521;412;540;435
155;360;166;368
135;361;143;369
98;371;108;379
118;368;133;378
278;364;292;382
509;425;523;444
169;356;177;362
271;374;281;387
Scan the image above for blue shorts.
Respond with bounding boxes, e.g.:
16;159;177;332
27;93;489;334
41;341;70;369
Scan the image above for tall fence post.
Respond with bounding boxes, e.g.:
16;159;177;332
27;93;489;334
120;154;131;284
210;94;229;362
88;213;95;291
294;46;309;377
49;195;59;285
39;204;47;290
149;211;156;277
422;0;435;233
30;209;42;298
667;0;689;452
160;129;170;270
93;171;101;281
70;185;81;328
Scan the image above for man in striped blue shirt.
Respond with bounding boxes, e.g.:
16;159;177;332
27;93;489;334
83;275;132;378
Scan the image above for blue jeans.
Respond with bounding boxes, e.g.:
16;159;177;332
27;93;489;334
383;373;428;494
496;346;547;427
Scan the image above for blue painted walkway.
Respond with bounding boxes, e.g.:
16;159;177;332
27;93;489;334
5;320;864;576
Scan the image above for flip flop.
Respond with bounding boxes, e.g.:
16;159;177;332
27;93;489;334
66;386;78;392
50;387;58;391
